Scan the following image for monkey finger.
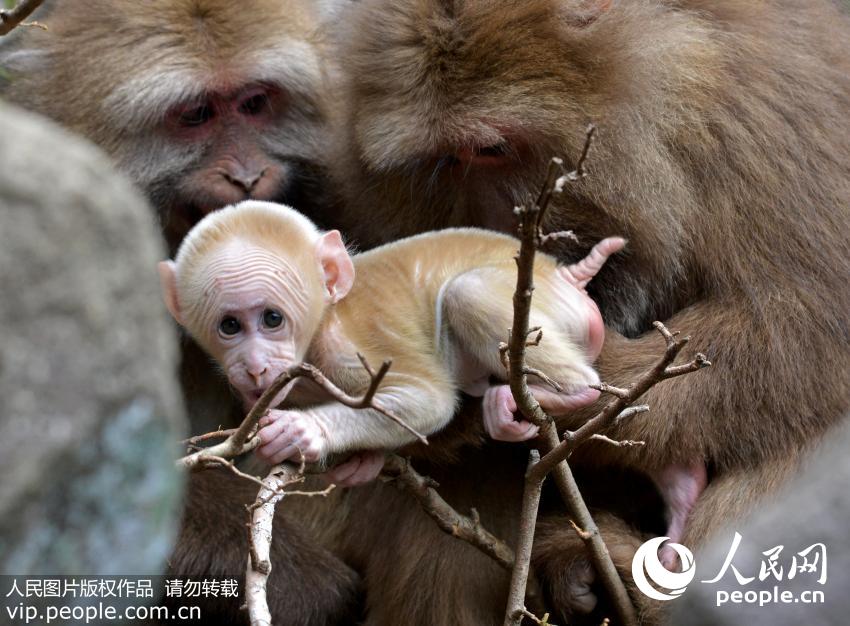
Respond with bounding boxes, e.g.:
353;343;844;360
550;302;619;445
344;452;385;486
531;384;601;416
256;428;299;461
257;417;290;445
266;443;300;465
324;456;362;485
493;420;540;442
514;421;540;441
258;412;279;428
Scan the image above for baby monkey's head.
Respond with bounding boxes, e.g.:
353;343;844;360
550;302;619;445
158;200;354;407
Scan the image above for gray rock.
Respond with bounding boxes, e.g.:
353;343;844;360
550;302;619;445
668;419;850;625
0;101;186;577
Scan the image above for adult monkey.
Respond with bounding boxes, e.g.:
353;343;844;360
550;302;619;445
1;3;657;623
2;0;348;431
3;0;848;623
2;1;364;623
325;0;850;622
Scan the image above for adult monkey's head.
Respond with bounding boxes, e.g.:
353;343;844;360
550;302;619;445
3;0;346;250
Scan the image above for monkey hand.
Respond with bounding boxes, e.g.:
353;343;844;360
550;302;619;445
255;409;328;465
483;385;540;442
322;451;386;487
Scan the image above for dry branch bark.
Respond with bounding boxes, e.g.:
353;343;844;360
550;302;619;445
0;0;45;35
502;130;710;626
177;358;425;471
245;464;300;626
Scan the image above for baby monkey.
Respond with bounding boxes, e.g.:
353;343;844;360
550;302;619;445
159;201;623;474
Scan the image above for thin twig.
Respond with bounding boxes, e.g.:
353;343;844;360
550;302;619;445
503;450;544;626
505;134;711;625
181;428;236;446
531;324;710;481
0;0;45;35
380;454;548;615
177;358;426;470
590;434;645;448
381;454;514;569
520;609;556;625
506;133;639;626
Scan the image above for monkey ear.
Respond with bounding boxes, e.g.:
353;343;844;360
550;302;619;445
562;0;612;27
316;231;355;304
157;260;184;325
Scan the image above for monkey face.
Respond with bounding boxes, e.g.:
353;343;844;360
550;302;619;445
3;0;340;252
185;240;324;409
337;0;614;237
143;79;334;251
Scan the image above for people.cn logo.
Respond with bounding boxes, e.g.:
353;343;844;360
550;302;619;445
631;537;696;601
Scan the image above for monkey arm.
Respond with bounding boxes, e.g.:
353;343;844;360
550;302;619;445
256;373;460;463
561;297;846;473
552;295;849;548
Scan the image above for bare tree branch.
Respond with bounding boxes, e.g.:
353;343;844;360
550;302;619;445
502;132;711;625
505;134;639;626
381;454;548;615
178;358;426;471
0;0;45;36
245;464;301;626
503;450;543;626
381;454;514;569
530;323;710;482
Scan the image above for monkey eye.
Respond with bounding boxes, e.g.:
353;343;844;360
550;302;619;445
262;308;284;329
240;93;269;116
179;103;214;127
219;316;241;336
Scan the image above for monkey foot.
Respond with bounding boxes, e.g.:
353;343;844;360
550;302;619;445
534;513;643;622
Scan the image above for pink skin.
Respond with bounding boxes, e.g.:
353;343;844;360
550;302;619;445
186;233;363;482
256;409;328;464
483;237;621;443
480;238;709;554
322;452;386;487
655;462;708;570
161;229;379;486
166;84;288;213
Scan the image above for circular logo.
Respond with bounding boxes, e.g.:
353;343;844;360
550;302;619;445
631;537;696;601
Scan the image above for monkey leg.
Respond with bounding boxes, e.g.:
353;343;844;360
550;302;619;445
442;266;600;432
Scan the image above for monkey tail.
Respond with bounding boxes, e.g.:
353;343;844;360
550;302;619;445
559;236;626;289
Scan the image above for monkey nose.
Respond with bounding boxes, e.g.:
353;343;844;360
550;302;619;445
223;168;266;193
248;367;268;386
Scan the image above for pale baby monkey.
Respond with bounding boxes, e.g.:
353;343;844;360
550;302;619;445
159;201;624;482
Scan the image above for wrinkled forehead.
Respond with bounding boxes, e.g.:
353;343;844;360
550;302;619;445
185;239;315;328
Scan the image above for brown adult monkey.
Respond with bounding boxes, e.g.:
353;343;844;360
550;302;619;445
2;2;366;623
1;0;348;431
2;0;342;253
327;0;850;620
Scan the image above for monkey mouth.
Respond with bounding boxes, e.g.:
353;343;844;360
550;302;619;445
246;388;267;405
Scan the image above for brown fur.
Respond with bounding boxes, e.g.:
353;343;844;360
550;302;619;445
3;0;342;252
163;468;362;625
2;0;347;433
2;3;365;623
4;0;849;622
326;0;850;621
